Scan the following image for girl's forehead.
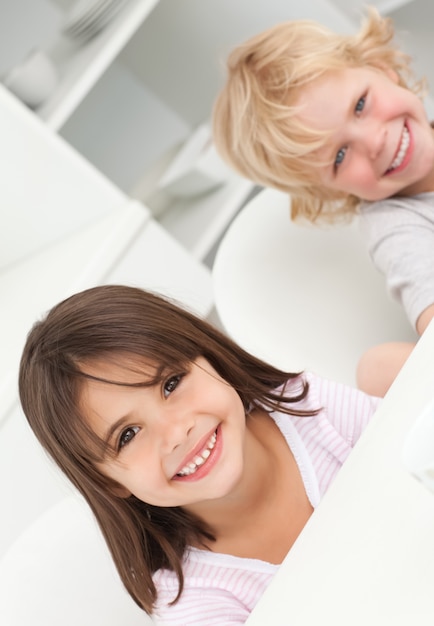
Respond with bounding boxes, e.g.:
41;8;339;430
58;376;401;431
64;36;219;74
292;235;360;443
79;354;163;384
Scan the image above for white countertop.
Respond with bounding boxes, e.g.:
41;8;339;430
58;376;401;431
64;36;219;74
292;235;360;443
247;319;434;625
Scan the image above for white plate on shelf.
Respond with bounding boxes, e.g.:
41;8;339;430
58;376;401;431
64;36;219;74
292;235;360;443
63;0;107;29
63;0;127;40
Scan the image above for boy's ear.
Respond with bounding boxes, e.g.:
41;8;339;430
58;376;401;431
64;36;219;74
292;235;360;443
377;64;399;83
385;68;400;84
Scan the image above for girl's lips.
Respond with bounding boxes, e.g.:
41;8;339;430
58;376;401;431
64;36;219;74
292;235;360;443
172;425;222;482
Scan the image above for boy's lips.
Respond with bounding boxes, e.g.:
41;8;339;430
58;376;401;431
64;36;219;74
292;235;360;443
172;427;219;479
385;124;410;175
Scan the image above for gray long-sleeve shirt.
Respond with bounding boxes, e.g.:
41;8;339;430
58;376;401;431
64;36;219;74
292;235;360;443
359;192;434;331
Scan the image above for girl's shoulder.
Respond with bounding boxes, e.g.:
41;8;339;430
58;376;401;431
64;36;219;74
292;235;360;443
283;371;381;450
152;549;276;625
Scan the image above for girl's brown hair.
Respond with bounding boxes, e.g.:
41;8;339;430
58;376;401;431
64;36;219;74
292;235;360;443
19;284;313;614
213;7;424;223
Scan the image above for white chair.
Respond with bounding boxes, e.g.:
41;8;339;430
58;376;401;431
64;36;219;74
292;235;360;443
212;187;417;386
0;496;154;626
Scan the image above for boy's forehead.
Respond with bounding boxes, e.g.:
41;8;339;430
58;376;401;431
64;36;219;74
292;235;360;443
294;69;354;130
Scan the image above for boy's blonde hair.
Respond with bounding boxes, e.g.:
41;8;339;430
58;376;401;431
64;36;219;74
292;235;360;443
213;8;424;222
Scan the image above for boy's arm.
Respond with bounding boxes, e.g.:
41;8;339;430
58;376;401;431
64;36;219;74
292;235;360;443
416;303;434;335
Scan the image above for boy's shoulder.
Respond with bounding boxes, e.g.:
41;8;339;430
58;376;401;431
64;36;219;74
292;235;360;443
359;193;434;228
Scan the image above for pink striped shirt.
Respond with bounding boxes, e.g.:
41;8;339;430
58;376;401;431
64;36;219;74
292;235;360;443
153;373;380;625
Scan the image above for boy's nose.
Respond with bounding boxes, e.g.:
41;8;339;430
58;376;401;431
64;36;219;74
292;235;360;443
361;124;387;160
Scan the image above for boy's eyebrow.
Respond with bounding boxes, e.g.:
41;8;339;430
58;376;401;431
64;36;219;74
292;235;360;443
317;141;338;175
347;80;368;119
347;93;360;119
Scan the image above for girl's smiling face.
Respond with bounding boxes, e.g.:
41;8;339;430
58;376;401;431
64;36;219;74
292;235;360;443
295;66;434;200
80;357;248;511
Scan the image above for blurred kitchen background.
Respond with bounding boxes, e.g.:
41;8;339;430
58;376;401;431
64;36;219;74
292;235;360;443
0;0;430;585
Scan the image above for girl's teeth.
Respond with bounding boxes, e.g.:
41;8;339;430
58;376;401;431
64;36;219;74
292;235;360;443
388;127;409;172
176;431;217;477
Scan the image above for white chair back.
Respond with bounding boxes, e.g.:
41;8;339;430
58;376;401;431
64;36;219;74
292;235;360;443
0;496;154;626
212;188;416;385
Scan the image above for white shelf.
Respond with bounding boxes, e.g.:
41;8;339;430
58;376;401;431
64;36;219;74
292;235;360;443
37;0;160;130
157;177;256;262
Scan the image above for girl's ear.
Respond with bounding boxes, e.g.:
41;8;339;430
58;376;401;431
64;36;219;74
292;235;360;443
109;480;132;498
114;486;132;498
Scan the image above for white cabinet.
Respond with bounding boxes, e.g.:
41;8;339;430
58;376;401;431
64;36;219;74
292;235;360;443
4;0;255;262
38;0;161;131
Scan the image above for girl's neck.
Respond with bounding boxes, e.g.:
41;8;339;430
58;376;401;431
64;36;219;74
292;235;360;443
187;410;313;563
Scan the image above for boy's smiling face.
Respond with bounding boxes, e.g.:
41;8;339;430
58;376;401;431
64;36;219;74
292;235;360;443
295;66;434;200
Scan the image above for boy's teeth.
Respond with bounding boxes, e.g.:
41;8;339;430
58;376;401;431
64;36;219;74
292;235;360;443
176;432;217;477
388;127;409;172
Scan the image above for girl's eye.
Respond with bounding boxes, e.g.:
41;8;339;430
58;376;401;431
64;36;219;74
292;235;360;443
118;426;140;450
355;95;366;114
163;374;184;398
334;147;347;169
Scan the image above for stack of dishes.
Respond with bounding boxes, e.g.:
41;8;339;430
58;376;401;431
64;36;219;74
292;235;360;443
63;0;129;43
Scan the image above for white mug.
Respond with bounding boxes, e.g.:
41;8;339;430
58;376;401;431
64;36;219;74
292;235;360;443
3;49;58;109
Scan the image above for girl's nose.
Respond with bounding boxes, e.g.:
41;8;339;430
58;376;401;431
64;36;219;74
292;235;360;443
153;410;195;453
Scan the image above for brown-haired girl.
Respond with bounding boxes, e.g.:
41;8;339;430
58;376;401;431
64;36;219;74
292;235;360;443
19;284;380;624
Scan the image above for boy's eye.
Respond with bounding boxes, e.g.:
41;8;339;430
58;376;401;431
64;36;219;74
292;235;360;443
163;374;183;398
355;95;365;114
334;147;347;168
118;426;140;450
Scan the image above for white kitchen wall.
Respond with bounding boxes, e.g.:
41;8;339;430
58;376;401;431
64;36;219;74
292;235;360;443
389;0;434;117
119;0;434;126
59;0;355;196
119;0;355;127
0;0;62;77
60;60;191;191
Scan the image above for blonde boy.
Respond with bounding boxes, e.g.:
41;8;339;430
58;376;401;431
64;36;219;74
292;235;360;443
213;8;434;395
